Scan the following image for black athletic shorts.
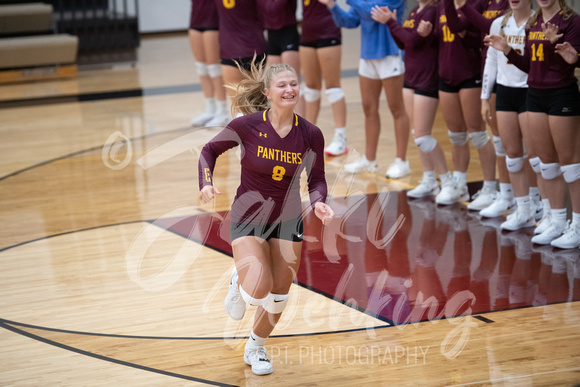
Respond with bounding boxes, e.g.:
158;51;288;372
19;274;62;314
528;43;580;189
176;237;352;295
221;53;267;71
495;84;527;114
526;84;580;116
267;25;300;55
439;76;482;93
300;37;342;49
230;216;304;243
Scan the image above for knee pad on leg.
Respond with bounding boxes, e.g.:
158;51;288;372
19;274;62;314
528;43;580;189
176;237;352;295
506;155;524;173
529;157;541;173
448;130;468;146
492;135;506;157
539;161;562;180
561;163;580;183
303;85;321;102
325;87;345;104
206;63;222;78
239;285;268;307
195;62;208;76
262;292;289;314
414;135;438;153
469;130;490;149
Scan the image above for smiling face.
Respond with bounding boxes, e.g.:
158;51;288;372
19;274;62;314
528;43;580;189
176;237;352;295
510;0;532;11
264;69;299;111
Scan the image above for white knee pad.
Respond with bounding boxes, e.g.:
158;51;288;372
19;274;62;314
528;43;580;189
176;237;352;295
303;85;321;102
529;156;541;173
469;130;490;149
325;87;345;104
239;285;268;307
195;61;208;76
492;135;506;157
414;135;438;153
206;63;222;78
262;293;289;314
539;162;562;180
448;130;468;146
506;155;524;173
561;163;580;183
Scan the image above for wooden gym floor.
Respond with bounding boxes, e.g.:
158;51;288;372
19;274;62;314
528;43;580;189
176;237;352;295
0;29;579;386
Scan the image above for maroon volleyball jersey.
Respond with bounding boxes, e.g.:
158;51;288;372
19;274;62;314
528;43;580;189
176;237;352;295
190;0;219;30
214;0;266;60
301;0;341;44
435;1;482;86
460;0;509;33
387;5;439;92
199;111;328;224
259;0;297;30
506;11;580;89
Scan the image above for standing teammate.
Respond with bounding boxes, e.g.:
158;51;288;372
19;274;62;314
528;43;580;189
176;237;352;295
423;0;498;206
259;0;305;115
480;0;537;230
300;0;349;157
486;0;580;248
372;0;456;199
214;0;267;96
188;0;229;127
198;61;334;375
322;0;412;179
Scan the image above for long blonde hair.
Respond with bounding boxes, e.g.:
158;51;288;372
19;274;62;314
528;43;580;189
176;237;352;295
526;0;574;29
228;56;298;116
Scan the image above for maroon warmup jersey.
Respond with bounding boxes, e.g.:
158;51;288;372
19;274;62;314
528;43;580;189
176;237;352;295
190;0;219;30
436;1;482;86
507;11;580;89
259;0;297;30
199;111;328;225
214;0;266;60
387;5;439;93
301;0;341;44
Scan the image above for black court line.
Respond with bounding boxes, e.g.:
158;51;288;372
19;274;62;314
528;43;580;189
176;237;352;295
473;315;495;324
0;69;360;110
0;125;194;183
0;320;236;387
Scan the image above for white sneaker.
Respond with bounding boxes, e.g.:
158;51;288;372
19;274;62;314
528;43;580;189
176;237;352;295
244;346;274;375
531;221;567;245
386;157;411;179
480;195;516;218
205;113;231;127
436;179;469;205
324;133;348;156
531;196;543;221
407;178;440;198
191;111;215;127
224;268;246;320
467;186;498;211
534;210;552;235
551;221;580;249
501;210;535;231
344;156;378;173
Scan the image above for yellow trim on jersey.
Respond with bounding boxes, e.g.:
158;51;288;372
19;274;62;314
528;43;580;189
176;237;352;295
262;109;299;126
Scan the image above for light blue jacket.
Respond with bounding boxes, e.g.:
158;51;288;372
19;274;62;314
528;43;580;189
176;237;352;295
328;0;405;60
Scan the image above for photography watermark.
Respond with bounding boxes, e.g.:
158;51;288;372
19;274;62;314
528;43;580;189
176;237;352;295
267;345;430;366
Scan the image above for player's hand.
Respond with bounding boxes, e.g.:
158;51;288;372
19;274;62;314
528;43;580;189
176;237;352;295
484;34;510;55
314;202;334;225
555;41;579;65
417;21;433;38
542;22;563;44
481;99;492;125
199;185;222;204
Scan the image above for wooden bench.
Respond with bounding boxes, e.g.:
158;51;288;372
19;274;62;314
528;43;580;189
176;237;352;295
0;3;53;35
0;34;78;83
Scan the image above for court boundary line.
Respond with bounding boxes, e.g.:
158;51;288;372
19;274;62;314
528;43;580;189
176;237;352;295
0;319;236;386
